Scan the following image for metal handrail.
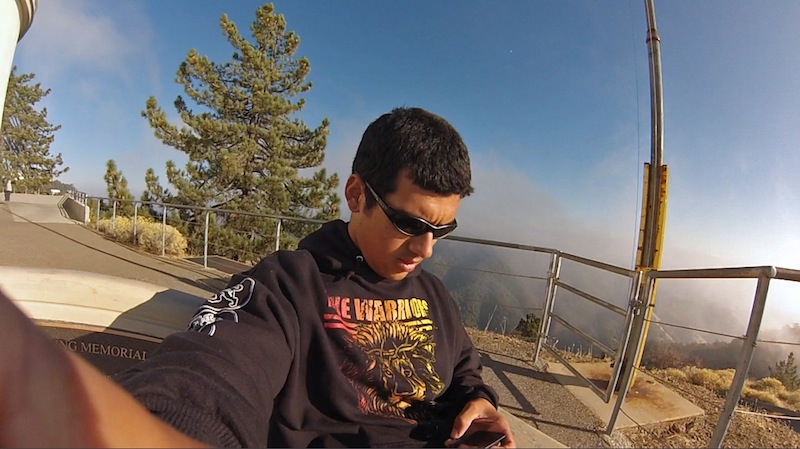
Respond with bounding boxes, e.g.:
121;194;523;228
556;281;628;316
560;251;638;277
550;313;615;357
88;196;328;225
599;265;800;447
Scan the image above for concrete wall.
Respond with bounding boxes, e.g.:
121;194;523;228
9;192;62;204
8;193;89;223
61;196;90;224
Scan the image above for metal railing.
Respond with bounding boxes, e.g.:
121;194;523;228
87;196;326;266
81;195;800;447
450;237;641;422
619;266;800;448
539;252;640;404
66;190;88;203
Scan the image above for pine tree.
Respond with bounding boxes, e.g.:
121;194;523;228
1;66;67;192
103;159;134;216
141;3;339;261
139;167;169;219
769;351;800;390
512;313;542;340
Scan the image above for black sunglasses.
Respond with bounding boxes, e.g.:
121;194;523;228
363;180;458;239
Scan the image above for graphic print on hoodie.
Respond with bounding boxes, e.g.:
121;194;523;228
324;295;445;422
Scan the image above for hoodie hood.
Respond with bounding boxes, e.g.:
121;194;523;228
298;220;422;281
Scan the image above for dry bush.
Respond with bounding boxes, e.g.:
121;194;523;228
643;341;695;369
661;367;688;382
741;376;787;408
99;216;145;243
656;366;800;411
553;343;610;363
741;386;782;407
749;376;784;393
777;389;800;409
138;223;187;256
683;367;735;393
97;217;187;257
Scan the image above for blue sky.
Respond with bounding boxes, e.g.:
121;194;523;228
10;1;800;328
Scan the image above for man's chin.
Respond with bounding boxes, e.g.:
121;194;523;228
383;271;410;282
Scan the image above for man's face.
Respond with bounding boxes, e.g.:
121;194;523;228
346;173;461;281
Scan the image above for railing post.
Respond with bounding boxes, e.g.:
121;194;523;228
709;273;773;448
111;199;117;232
203;210;210;269
275;219;282;252
95;198;100;229
534;252;561;364
161;206;167;257
132;202;138;245
607;272;654;433
605;270;644;403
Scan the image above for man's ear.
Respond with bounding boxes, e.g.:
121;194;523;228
344;174;363;213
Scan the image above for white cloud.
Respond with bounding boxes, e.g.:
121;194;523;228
16;0;154;81
458;151;638;267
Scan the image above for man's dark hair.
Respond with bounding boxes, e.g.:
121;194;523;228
352;107;474;207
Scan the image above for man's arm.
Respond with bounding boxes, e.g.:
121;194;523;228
0;288;206;447
113;269;298;447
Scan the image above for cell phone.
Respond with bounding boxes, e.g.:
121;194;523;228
454;430;506;448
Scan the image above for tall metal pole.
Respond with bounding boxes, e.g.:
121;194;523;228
620;0;669;391
641;0;665;269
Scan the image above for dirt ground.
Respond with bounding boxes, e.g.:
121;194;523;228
620;371;800;448
466;328;800;448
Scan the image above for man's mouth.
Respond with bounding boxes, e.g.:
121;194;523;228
398;258;420;272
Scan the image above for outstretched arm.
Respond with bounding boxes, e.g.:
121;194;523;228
0;289;207;448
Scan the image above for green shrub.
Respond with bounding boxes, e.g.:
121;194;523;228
769;352;800;390
511;312;541;340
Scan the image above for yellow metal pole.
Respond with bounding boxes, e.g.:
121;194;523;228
634;164;650;270
630;165;668;384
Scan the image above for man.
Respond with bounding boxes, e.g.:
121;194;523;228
0;107;514;447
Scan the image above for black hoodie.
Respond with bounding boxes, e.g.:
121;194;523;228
116;220;497;448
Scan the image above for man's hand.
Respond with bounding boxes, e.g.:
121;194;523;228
0;288;208;447
445;397;516;448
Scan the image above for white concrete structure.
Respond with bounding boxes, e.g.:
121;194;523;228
1;0;37;130
0;266;204;339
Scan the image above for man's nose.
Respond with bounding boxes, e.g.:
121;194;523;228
408;232;434;259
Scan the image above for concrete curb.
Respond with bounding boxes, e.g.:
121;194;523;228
499;408;567;448
0;266;204;338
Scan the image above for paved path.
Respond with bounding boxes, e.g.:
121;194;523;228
1;196;618;448
1;198;229;298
